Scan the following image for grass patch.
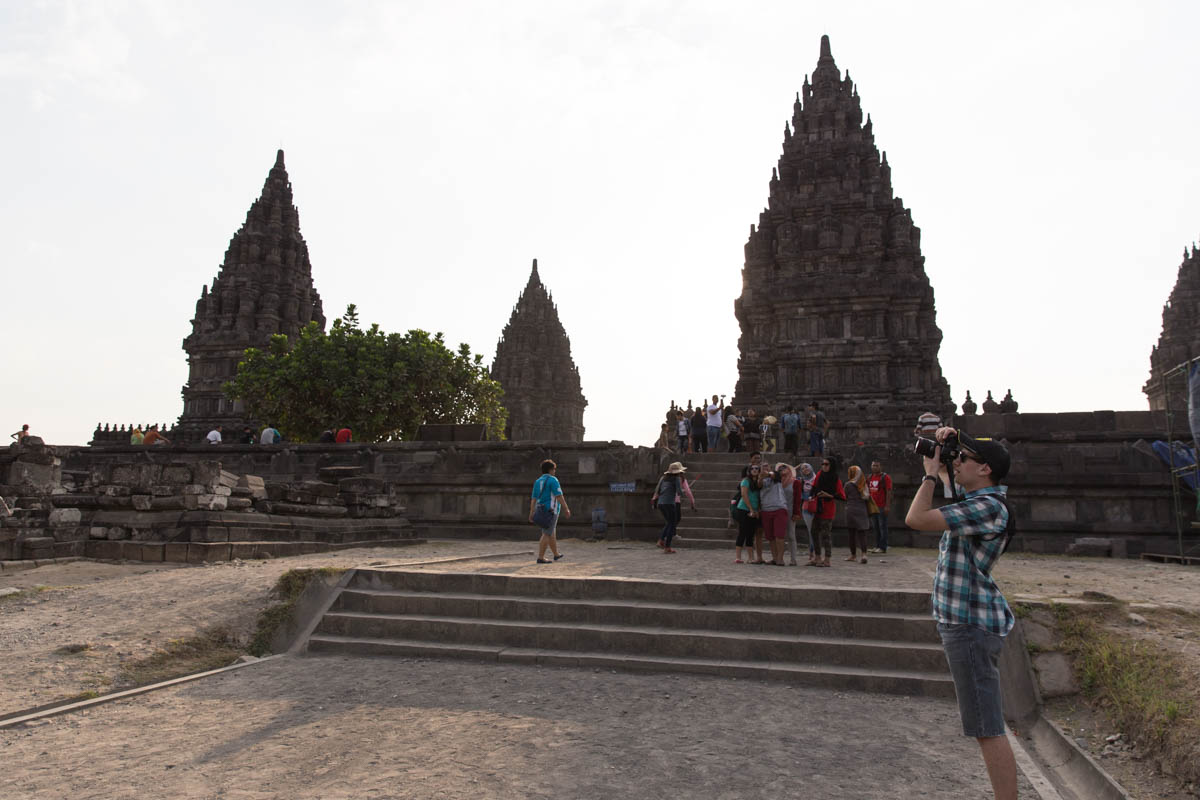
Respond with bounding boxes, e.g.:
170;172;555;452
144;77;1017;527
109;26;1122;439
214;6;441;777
247;567;344;657
118;626;244;687
54;643;92;655
1055;604;1200;782
63;690;102;703
1012;602;1033;620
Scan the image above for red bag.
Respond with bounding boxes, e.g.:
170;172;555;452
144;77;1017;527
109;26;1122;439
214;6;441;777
802;498;818;514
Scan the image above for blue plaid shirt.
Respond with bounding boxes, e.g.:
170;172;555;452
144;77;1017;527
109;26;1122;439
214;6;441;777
931;485;1014;636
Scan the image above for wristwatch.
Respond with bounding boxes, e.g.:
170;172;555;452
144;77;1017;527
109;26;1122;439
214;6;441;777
922;475;939;484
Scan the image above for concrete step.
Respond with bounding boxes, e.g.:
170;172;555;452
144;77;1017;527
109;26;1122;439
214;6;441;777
333;589;940;643
305;635;954;698
347;570;933;614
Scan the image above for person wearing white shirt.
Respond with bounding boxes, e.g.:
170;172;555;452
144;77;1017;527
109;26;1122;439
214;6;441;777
705;394;724;451
206;426;223;445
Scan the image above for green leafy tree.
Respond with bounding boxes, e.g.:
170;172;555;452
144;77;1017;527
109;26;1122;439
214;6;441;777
225;305;507;442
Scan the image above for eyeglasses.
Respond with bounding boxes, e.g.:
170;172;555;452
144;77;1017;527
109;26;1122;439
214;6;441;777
957;451;985;465
820;461;830;466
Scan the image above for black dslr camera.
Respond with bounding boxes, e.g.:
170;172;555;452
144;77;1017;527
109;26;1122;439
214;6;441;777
915;431;960;464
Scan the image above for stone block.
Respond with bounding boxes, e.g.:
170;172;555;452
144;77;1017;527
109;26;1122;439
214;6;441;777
338;477;387;494
106;527;128;540
188;543;231;563
269;502;347;517
8;462;60;493
1021;620;1057;651
1030;499;1076;523
182;484;207;495
130;495;152;511
266;483;288;501
230;542;273;560
190;526;229;543
211;486;232;497
51;495;99;508
139;543;165;562
52;526;87;542
191;461;221;489
226;497;253;511
97;495;132;509
89;526;108;539
1033;652;1079;698
165;542;190;563
86;540;122;560
1066;538;1112;557
102;485;132;497
47;508;82;527
218;470;239;489
161;465;193;484
150;496;186;511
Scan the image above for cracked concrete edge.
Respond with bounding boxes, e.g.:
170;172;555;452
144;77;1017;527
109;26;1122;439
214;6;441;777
288;568;357;655
0;654;285;730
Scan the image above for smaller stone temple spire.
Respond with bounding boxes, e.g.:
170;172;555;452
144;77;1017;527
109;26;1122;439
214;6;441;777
491;259;587;441
1145;240;1200;410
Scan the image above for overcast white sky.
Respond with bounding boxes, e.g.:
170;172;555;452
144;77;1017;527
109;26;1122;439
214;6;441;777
3;1;1198;447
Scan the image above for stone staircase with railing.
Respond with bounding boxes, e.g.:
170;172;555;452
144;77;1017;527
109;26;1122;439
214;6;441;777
304;568;953;698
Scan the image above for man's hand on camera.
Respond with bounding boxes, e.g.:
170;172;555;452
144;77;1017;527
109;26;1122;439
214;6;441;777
934;426;956;444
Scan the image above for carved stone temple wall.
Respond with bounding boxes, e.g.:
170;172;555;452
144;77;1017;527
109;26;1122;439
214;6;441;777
176;150;326;441
1145;243;1200;412
490;260;587;441
734;36;952;440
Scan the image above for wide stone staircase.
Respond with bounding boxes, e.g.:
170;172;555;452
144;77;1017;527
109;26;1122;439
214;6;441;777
305;569;953;697
673;451;821;549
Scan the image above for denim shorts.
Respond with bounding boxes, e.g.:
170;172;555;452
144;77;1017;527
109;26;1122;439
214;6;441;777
937;623;1006;738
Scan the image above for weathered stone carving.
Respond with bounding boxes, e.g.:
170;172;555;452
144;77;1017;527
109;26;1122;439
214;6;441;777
1145;243;1200;410
176;150;326;441
733;36;952;436
491;260;587;441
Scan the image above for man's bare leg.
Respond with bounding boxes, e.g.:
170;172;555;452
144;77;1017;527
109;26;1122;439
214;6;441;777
978;735;1017;800
537;534;549;561
547;534;560;558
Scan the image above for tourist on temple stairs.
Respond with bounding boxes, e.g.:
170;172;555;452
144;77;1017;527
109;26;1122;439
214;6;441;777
652;462;694;554
129;426;144;445
867;460;893;554
724;407;743;452
655;423;673;451
758;462;795;566
143;425;170;446
732;462;762;564
807;455;843;567
844;465;870;564
335;426;352;443
905;427;1017;800
675;410;691;454
691;406;708;453
10;424;30;442
781;406;802;460
240;425;256;444
206;426;223;445
806;402;828;456
795;462;818;565
529;459;569;564
260;424;281;445
705;395;724;452
318;429;335;443
761;414;779;454
742;408;762;452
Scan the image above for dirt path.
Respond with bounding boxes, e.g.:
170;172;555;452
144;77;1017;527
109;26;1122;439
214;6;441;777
0;653;1037;799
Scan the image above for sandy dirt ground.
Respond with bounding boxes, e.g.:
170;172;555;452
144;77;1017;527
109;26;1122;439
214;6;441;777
2;538;1198;798
0;652;1037;799
2;539;1198;714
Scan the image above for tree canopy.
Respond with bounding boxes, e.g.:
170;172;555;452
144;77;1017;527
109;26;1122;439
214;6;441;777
225;305;507;442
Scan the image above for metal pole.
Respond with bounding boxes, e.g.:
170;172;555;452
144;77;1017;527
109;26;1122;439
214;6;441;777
621;491;626;541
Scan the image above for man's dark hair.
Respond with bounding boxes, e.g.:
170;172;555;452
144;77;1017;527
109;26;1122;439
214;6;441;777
812;401;820;410
540;459;557;474
748;451;761;459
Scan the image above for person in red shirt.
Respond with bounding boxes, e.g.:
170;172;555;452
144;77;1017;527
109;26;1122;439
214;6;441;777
335;427;352;443
808;455;845;567
867;459;893;554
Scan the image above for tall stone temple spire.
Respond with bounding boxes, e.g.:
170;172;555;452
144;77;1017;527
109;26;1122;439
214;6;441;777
177;150;326;440
491;260;587;441
734;35;952;439
1145;242;1200;411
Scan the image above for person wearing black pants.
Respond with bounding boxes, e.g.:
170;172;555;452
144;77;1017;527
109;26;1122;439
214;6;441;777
691;407;708;453
653;462;694;553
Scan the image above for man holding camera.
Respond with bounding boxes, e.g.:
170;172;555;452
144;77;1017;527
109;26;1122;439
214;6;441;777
905;427;1017;800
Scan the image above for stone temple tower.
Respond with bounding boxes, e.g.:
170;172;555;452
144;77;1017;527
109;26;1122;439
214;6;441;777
1145;242;1200;411
733;35;952;441
491;260;586;441
177;150;326;441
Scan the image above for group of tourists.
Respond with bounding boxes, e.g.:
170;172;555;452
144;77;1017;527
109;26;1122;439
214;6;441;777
659;396;832;458
730;451;892;566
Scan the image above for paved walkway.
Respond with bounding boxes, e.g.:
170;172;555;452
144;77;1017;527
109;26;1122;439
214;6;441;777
1;653;1034;799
